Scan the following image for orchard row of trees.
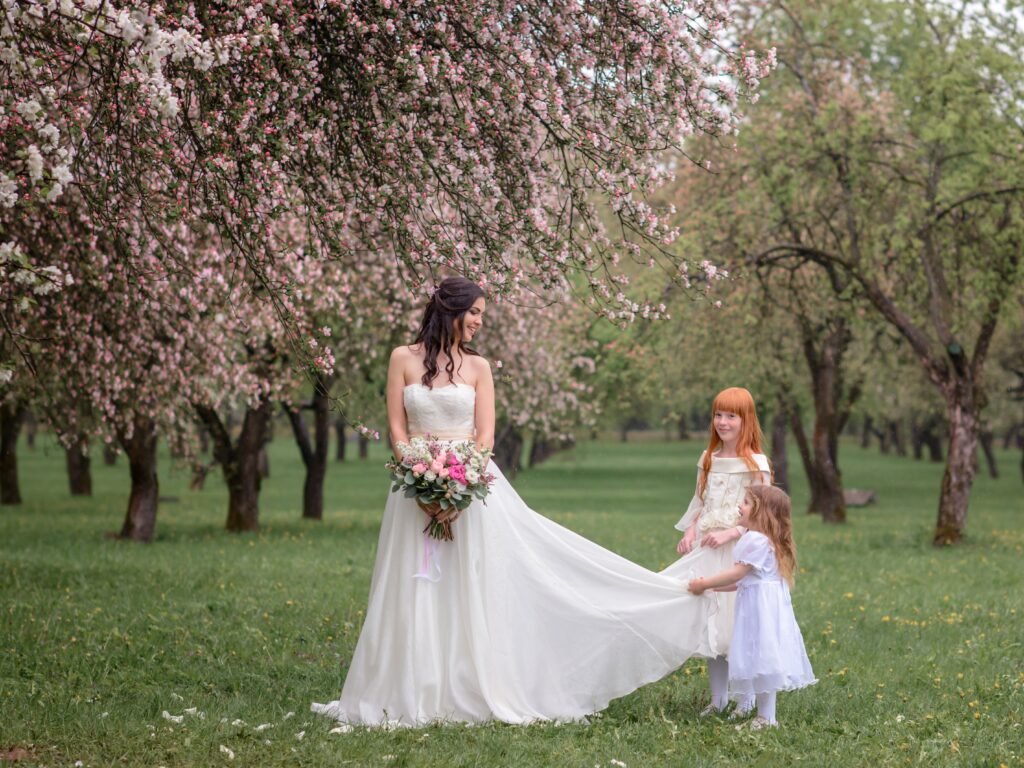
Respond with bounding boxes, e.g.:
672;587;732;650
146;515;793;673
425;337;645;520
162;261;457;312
595;0;1024;544
2;1;765;540
2;1;1020;547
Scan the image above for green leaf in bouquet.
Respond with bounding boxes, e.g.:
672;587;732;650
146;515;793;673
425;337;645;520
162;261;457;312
404;471;415;485
439;498;450;510
403;487;418;499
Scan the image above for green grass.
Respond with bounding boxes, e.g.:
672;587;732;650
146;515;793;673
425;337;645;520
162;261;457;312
1;433;1022;767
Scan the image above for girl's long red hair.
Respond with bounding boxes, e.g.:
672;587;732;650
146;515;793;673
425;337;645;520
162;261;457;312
698;387;766;498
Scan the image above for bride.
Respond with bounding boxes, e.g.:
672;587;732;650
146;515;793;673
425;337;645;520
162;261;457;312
312;277;717;727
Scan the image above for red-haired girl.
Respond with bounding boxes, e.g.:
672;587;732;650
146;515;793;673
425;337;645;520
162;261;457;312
688;485;816;729
662;387;771;717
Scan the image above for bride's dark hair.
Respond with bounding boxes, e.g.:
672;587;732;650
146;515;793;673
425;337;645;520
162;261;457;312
414;277;485;388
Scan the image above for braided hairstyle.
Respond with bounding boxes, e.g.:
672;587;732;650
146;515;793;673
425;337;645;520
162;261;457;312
413;277;485;388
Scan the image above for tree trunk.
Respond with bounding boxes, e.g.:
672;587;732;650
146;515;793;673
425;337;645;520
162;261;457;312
492;422;523;479
860;415;873;449
24;410;36;450
878;423;891;454
196;399;270;533
0;402;24;505
1001;423;1020;450
103;443;118;466
118;415;159;542
979;428;998;479
528;436;573;467
770;405;789;493
934;392;981;545
887;420;906;456
65;440;93;496
911;415;944;461
677;413;690;441
335;417;346;461
789;407;812;478
528;437;554;467
285;376;332;521
913;415;942;462
797;323;850;522
358;434;369;459
190;461;213;491
691;408;704;434
226;404;268;532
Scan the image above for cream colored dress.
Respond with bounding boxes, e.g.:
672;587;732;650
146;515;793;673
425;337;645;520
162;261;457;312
312;384;720;727
660;450;771;657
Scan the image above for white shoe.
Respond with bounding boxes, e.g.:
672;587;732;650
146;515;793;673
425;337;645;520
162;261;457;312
728;707;753;721
698;704;724;718
736;716;777;731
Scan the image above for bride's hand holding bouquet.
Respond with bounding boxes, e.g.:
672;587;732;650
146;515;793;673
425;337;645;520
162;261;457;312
386;435;495;541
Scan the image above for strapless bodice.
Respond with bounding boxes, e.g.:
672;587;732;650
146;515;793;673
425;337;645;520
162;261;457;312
403;383;476;440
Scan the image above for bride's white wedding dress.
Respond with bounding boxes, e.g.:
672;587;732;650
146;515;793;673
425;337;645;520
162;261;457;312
312;383;717;726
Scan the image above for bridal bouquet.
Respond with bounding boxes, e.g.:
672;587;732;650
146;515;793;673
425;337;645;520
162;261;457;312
387;436;495;540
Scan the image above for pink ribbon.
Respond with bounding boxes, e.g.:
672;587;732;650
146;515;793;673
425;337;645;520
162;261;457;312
413;530;441;582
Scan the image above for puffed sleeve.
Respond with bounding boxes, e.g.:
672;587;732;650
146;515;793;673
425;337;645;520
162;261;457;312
752;453;772;486
733;532;776;574
673;452;706;532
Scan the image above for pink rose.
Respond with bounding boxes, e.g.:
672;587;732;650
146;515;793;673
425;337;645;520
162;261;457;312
439;468;450;479
412;463;427;475
447;454;461;466
430;459;444;473
435;450;447;464
449;465;467;484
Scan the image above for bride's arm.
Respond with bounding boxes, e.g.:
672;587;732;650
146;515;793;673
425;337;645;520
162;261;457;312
385;348;410;454
474;359;495;453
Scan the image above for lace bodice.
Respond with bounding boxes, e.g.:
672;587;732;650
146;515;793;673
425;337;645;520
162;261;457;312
674;451;771;534
403;383;476;440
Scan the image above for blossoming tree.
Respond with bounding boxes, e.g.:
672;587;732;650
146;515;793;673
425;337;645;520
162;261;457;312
2;0;771;359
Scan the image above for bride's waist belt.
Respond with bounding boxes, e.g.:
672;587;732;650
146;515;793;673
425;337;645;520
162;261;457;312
410;430;475;442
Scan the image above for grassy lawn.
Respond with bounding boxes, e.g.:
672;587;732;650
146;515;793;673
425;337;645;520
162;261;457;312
1;433;1022;767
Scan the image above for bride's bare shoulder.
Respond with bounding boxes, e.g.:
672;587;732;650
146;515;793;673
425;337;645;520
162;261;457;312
469;353;492;379
390;344;423;362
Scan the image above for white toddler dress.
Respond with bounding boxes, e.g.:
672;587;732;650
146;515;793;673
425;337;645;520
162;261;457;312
728;531;817;697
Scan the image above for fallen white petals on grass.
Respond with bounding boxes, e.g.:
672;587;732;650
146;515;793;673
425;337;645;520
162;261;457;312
254;723;274;732
171;693;184;701
99;712;109;719
74;761;84;767
219;745;235;760
161;711;184;724
610;761;628;768
263;740;273;746
282;711;295;720
328;725;351;735
295;731;306;741
895;714;905;723
184;707;205;719
231;719;247;727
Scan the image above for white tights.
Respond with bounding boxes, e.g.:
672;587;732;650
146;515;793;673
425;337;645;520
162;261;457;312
756;692;777;724
707;656;756;713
